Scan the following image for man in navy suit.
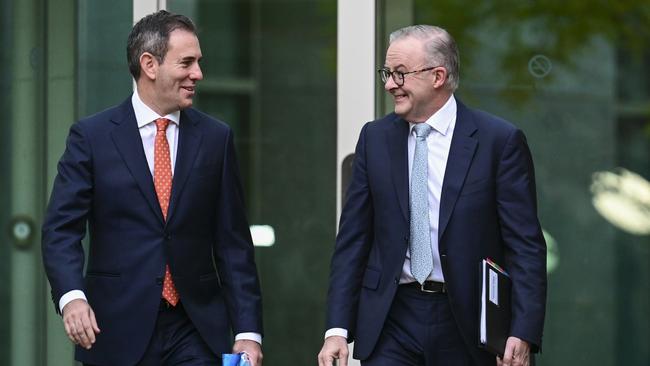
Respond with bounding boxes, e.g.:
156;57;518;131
42;10;263;366
318;25;546;366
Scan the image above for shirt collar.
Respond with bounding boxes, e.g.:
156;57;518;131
131;88;181;128
409;94;457;136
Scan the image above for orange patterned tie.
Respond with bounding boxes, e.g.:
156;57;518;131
154;118;179;306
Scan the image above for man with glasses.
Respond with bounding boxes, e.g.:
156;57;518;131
318;25;546;366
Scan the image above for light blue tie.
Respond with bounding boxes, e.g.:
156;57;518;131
410;123;433;284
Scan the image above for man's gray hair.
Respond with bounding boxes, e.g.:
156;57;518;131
389;25;460;91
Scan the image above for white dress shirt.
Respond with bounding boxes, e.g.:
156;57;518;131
131;89;181;175
400;94;457;284
325;95;457;340
59;90;260;344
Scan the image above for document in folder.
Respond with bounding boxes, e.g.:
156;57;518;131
479;258;511;357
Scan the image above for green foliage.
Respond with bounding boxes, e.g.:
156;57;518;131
415;0;650;100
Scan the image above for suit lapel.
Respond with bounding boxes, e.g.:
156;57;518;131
110;100;165;224
166;110;202;223
386;117;410;222
438;101;478;240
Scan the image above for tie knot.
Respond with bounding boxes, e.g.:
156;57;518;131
413;123;432;139
155;118;170;132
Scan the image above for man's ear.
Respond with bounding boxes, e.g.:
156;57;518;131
139;52;158;81
432;67;448;89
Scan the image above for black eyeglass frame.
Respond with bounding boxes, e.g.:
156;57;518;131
377;66;440;86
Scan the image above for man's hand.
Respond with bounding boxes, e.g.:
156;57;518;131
62;299;100;349
233;339;263;366
497;336;530;366
318;335;348;366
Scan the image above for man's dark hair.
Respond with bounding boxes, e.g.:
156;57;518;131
127;10;197;80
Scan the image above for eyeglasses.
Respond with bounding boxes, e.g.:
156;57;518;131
378;66;439;86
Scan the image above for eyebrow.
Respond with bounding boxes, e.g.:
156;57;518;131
384;63;407;70
179;56;201;63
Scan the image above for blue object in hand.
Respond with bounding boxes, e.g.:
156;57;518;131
222;352;251;366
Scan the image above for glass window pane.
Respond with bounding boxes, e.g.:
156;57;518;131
0;0;14;363
167;1;337;364
1;0;47;363
378;1;650;364
77;0;132;116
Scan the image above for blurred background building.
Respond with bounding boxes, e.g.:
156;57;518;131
0;0;648;365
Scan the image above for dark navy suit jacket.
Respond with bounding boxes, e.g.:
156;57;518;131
42;98;263;365
326;101;546;365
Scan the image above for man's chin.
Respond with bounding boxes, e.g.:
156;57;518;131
394;106;409;118
178;100;194;110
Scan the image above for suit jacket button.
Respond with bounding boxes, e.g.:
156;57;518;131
165;234;171;240
394;278;399;284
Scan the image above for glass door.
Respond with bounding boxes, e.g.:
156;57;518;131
1;0;131;365
1;0;47;364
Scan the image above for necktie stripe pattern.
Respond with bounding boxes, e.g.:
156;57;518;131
409;123;433;284
154;118;179;306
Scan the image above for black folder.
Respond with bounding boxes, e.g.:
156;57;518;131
479;259;511;357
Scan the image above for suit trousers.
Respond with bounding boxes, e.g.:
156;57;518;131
138;301;218;365
362;285;478;366
85;301;218;366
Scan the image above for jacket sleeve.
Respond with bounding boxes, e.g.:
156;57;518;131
213;127;264;336
325;122;374;341
41;122;93;314
496;128;547;351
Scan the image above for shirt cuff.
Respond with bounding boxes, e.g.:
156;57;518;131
325;328;348;340
59;290;87;313
235;332;262;345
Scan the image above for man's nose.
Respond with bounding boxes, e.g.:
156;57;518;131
191;64;203;81
384;75;397;91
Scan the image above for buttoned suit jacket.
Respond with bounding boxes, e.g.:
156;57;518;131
325;100;546;365
42;97;263;365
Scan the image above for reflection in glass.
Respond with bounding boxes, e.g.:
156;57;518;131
250;225;275;247
543;230;559;274
591;168;650;235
